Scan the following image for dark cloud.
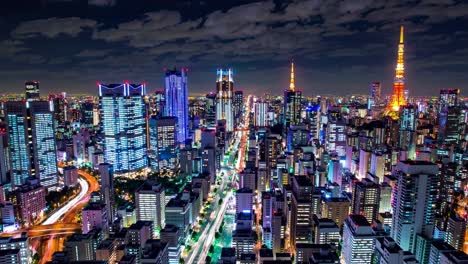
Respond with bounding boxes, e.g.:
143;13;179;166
88;0;116;7
12;17;97;39
0;0;467;96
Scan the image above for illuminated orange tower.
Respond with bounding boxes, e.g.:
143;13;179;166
385;25;407;118
290;60;295;91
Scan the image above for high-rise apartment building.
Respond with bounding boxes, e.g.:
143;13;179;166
98;83;147;175
5;101;58;189
445;214;466;251
164;68;189;143
391;161;438;254
216;68;234;132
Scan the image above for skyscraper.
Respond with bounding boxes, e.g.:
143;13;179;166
351;178;381;221
0;126;8;185
439;88;460;110
205;93;217;128
399;105;417;160
445;214;466;251
148;116;179;175
437;107;466;145
369;81;381;108
291;176;314;246
98;83;147;175
254;99;268;127
136;181;166;236
164;68;189;143
25;81;40;100
391;161;438;254
385;25;407;117
99;163;114;224
216;68;234;132
342;214;375;264
283;61;302;128
5;101;58;189
234;90;244;126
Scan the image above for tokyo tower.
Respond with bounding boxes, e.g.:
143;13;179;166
385;25;407;118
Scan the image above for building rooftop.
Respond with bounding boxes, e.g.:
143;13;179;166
166;197;188;208
221;247;236;258
348;214;371;227
128;221;152;230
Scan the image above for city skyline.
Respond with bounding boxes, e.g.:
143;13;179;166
0;0;468;96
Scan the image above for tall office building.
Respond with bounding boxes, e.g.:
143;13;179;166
49;93;67;127
164;68;189;143
283;61;302;128
439;89;460;109
291;176;314;246
5;101;58;189
391;161;438;254
80;101;94;129
254;99;269;127
148;116;179;175
437;107;466;145
25;81;40;100
399;105;417;160
351;178;381;221
216;68;234;132
153;90;166;117
0;127;8;185
234;90;244;126
136;181;166;235
205;93;217;128
326;114;347;158
342;214;375;264
98;83;147;175
99;163;114;224
369;81;382;108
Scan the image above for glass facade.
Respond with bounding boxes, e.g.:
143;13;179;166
216;69;234;132
6;101;58;189
164;68;189;143
99;83;147;174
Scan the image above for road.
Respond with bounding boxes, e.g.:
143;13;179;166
42;178;88;225
36;170;99;263
186;95;252;263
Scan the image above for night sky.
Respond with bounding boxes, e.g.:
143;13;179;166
0;0;467;96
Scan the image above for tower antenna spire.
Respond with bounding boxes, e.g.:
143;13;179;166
289;60;295;91
400;24;404;44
